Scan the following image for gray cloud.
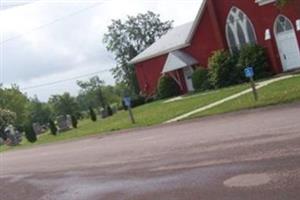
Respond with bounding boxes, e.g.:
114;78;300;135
1;0;201;101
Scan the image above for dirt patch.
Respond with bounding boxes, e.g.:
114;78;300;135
224;173;271;187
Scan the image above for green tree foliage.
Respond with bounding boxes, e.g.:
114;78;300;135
208;50;241;88
157;75;180;99
27;96;52;125
77;76;107;110
208;45;270;89
192;67;211;91
49;93;79;117
103;11;173;94
77;76;121;116
24;124;37;143
237;44;271;80
102;85;122;106
89;107;97;122
48;119;58;135
0;85;28;125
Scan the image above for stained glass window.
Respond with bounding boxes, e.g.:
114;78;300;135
226;7;257;52
276;15;293;34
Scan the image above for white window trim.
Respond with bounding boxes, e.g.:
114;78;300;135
265;29;271;40
255;0;276;6
225;7;257;52
274;15;295;36
296;19;300;31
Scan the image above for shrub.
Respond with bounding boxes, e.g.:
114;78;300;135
191;67;211;91
49;119;57;135
71;115;78;128
157;75;180;99
237;44;271;80
89;107;97;122
106;105;113;116
25;124;37;143
208;50;241;88
131;96;146;108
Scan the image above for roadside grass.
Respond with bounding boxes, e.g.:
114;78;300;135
0;83;248;152
2;75;300;152
189;75;300;119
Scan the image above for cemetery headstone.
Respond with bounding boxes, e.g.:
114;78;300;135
4;125;22;146
33;123;43;135
56;115;72;132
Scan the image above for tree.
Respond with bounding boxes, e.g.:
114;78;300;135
103;11;173;94
77;76;107;110
102;85;122;105
89;107;97;122
27;96;52;125
0;85;28;125
49;93;79;117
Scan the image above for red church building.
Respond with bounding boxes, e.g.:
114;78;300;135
130;0;300;96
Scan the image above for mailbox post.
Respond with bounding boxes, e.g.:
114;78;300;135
244;66;258;101
123;97;135;124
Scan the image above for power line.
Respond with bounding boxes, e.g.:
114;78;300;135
1;0;115;92
0;1;105;46
21;68;111;91
0;1;40;11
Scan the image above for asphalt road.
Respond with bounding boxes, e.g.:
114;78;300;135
1;103;300;200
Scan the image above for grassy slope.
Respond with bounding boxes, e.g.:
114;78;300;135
191;75;300;119
1;84;248;151
2;75;300;152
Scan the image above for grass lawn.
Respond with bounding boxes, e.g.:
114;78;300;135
2;75;300;152
0;83;248;152
190;75;300;119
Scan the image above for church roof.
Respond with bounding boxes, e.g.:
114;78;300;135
130;22;194;64
162;50;198;73
129;0;207;64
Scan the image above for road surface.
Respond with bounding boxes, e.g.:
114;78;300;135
1;103;300;200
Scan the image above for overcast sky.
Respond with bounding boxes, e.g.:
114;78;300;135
0;0;202;101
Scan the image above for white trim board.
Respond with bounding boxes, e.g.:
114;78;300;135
255;0;276;6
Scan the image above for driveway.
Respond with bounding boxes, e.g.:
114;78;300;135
1;103;300;200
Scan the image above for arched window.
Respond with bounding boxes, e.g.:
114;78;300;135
226;7;257;52
275;15;293;34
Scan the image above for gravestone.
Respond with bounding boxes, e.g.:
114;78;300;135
4;125;23;146
56;115;72;132
66;115;72;128
33;123;43;135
